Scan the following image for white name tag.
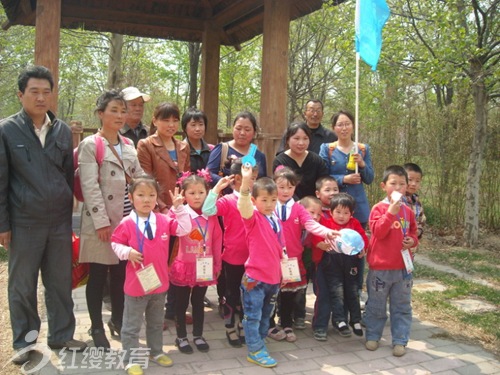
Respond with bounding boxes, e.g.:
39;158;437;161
196;255;213;282
281;257;301;283
136;263;162;293
401;249;414;273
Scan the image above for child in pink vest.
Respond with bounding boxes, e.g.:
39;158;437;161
169;173;222;354
111;176;191;374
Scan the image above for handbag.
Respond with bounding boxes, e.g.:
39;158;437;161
72;232;89;289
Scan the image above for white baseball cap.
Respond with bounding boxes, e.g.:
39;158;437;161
121;87;151;102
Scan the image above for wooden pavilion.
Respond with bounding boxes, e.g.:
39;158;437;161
1;0;337;163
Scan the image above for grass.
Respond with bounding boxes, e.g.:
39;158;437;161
424;243;500;285
0;245;7;262
412;263;500;356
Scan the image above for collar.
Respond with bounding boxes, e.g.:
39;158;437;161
131;210;157;224
183;137;211;152
186;204;208;220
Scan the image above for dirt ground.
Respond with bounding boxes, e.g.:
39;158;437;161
0;232;498;372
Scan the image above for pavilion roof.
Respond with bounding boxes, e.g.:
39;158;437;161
1;0;338;46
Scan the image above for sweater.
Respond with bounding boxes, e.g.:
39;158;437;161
169;205;223;287
368;201;419;270
243;210;284;285
111;208;192;297
202;190;249;265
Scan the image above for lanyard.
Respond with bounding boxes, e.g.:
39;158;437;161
194;216;209;254
135;212;151;254
397;207;408;236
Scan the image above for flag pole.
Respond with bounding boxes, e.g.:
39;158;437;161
355;53;360;174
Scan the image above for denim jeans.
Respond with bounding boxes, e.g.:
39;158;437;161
312;260;331;331
364;269;413;346
322;252;361;324
240;274;279;353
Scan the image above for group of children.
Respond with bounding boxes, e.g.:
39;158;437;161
109;159;425;373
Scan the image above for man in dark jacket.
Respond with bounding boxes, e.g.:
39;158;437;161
0;66;86;365
276;99;337;155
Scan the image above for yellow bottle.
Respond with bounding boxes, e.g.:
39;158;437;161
346;149;356;171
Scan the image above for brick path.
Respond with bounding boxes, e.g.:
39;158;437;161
25;281;499;375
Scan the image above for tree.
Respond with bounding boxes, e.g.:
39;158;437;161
388;0;500;246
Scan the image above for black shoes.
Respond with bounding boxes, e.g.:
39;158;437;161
175;337;194;354
12;349;30;365
193;336;210;352
226;329;242;348
335;321;352;337
88;329;110;349
48;338;87;351
350;322;364;337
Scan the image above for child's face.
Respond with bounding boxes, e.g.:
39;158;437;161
183;182;207;210
130;183;157;217
331;205;353;225
406;171;422;196
305;202;322;222
275;177;296;204
315;181;340;207
381;174;407;199
252;189;278;216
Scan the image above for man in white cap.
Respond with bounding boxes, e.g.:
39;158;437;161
120;86;151;147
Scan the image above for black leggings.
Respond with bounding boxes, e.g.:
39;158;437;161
86;261;126;330
171;284;207;338
223;261;245;329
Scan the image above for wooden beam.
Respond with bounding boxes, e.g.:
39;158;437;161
259;0;290;170
213;0;263;27
200;21;221;145
61;4;205;32
34;0;61;113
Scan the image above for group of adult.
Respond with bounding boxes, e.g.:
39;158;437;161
0;65;374;366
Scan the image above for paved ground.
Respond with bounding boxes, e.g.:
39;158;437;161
24;277;500;375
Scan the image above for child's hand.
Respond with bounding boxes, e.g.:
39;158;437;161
214;175;234;194
128;248;144;266
402;236;415;250
358;249;366;258
241;164;253;179
325;230;341;240
388;195;402;215
317;241;331;251
169;187;184;208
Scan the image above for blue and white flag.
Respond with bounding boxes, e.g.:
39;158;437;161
355;0;390;70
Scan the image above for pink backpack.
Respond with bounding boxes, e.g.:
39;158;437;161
73;134;131;202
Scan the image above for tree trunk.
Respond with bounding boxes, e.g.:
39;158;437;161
106;33;124;89
188;42;201;108
464;59;488;247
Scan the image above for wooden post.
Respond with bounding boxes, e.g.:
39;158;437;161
200;22;221;145
260;0;290;173
34;0;61;113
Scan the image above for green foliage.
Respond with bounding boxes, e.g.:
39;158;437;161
0;245;7;262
